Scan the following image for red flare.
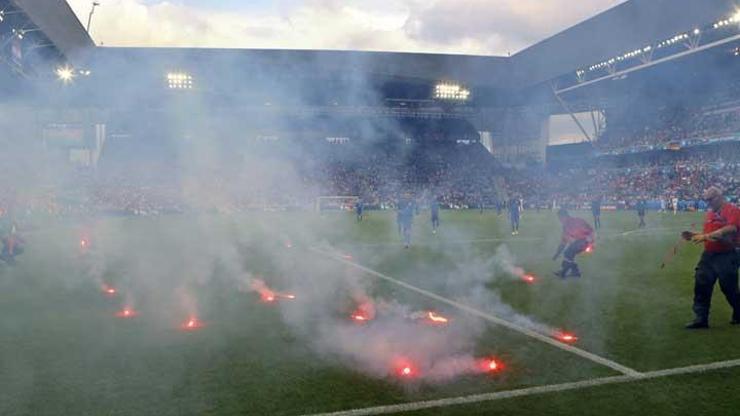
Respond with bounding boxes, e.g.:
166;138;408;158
513;267;536;284
80;239;88;248
181;316;204;331
350;301;375;323
350;311;370;322
262;293;276;303
115;307;137;318
555;331;578;343
584;244;594;254
250;279;295;303
478;358;503;373
426;311;449;324
393;358;418;378
101;284;117;297
341;253;353;260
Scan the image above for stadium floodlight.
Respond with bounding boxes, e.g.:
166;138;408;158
167;72;194;89
56;65;75;83
433;82;471;102
0;9;23;23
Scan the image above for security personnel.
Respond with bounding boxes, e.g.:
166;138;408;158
553;209;594;278
685;187;740;329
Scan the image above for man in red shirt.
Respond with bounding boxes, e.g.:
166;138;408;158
1;223;25;265
685;186;740;329
553;209;595;278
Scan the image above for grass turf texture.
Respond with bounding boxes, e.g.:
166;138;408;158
1;209;737;416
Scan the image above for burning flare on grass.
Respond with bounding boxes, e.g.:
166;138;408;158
393;357;418;378
554;331;578;343
427;311;449;324
409;310;450;325
513;266;537;284
281;235;293;248
350;299;376;323
249;278;296;303
181;316;204;331
115;307;137;318
101;283;117;297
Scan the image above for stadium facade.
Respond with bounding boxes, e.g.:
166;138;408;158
1;0;739;166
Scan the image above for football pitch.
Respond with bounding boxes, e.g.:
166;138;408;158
2;209;740;416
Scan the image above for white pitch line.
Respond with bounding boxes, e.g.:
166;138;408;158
339;227;684;250
301;358;740;416
604;227;684;239
311;247;642;378
342;237;543;248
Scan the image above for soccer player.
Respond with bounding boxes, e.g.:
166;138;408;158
672;196;679;215
398;199;414;248
509;197;521;235
591;196;602;230
684;187;740;329
430;198;440;234
636;199;647;228
396;197;404;236
355;199;364;222
552;209;594;279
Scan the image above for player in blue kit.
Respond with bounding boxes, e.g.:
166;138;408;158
430;198;440;234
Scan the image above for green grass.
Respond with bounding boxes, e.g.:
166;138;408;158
1;209;738;416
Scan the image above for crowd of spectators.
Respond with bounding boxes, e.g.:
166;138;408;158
2;98;740;219
303;140;501;208
597;100;740;155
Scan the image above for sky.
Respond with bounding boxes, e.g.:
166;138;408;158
68;0;628;56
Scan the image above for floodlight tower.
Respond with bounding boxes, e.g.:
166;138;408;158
86;1;100;33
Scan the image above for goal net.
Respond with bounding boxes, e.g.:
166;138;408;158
316;196;359;212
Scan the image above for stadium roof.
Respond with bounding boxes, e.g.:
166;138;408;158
6;0;738;93
510;0;739;87
11;0;94;60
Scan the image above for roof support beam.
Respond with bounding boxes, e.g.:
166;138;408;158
556;32;740;95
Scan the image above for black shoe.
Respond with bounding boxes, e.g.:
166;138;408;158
553;271;565;279
685;320;709;329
